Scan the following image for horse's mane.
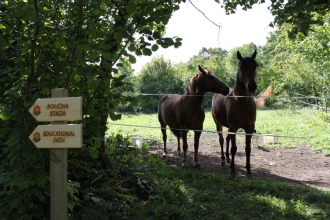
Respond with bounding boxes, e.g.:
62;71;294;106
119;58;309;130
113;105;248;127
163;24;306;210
184;68;212;95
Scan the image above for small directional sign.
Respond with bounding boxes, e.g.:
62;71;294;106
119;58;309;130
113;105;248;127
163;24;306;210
29;124;82;148
29;97;82;122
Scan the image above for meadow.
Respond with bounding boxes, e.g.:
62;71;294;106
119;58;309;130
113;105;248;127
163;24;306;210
66;107;330;219
108;107;330;155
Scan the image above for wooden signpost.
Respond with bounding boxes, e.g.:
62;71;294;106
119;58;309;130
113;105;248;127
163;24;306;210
29;124;82;148
28;97;82;122
29;88;82;220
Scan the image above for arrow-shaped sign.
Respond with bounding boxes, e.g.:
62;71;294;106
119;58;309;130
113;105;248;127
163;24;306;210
29;124;82;148
29;97;82;122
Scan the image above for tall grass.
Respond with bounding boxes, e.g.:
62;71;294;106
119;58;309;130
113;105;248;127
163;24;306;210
108;107;330;155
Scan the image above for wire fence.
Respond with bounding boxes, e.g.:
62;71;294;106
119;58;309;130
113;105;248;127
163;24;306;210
107;92;330;144
292;92;329;113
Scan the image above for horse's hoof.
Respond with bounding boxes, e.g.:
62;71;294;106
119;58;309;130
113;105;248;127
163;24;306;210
220;161;226;166
226;158;231;164
162;153;167;158
194;163;201;169
246;173;253;178
229;172;236;178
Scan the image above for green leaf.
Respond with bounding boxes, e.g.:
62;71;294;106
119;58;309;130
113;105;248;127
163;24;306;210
126;3;137;14
128;54;136;64
16;180;30;190
0;110;11;120
153;31;161;39
89;51;100;62
74;75;81;82
151;44;159;52
91;196;100;203
103;51;112;60
142;48;152;56
109;112;121;121
114;32;123;42
108;99;116;109
128;44;136;52
89;150;98;159
0;36;9;49
94;139;101;149
135;49;142;56
174;41;182;48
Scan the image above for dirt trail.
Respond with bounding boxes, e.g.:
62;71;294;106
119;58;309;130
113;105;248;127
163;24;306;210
148;133;330;191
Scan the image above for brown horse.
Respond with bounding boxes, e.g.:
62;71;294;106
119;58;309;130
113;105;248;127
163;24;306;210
212;50;258;177
158;65;229;168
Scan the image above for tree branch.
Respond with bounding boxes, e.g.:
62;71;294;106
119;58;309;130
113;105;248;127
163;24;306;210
64;0;84;89
188;0;222;42
26;0;40;102
83;7;143;114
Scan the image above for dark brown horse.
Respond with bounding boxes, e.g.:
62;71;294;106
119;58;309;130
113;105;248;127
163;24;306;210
158;65;229;168
212;50;258;177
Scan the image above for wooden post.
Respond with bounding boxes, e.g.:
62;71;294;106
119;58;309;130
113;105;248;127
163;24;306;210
50;88;68;220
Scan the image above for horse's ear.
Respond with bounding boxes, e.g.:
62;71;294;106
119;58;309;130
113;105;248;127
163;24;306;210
237;51;243;61
251;49;257;59
198;65;206;74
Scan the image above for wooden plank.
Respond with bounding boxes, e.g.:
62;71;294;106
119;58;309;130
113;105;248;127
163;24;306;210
28;97;82;121
29;124;82;148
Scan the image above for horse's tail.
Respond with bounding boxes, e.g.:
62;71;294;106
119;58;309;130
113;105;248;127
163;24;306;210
255;85;273;109
170;128;181;139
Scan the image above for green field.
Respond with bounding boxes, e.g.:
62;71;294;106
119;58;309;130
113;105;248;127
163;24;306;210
65;107;330;219
108;107;330;155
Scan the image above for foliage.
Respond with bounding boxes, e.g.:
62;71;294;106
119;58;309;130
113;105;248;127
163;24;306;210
259;13;330;109
219;0;330;37
0;0;184;218
1;0;330;218
134;56;184;113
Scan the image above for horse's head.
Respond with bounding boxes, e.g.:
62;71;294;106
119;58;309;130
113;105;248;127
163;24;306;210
195;65;229;95
237;50;258;93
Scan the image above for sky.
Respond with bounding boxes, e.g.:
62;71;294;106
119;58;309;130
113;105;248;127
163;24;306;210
132;0;275;72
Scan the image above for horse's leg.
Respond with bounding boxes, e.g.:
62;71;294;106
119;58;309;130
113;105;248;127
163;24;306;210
228;127;238;177
245;127;254;177
161;125;167;157
176;136;181;157
193;130;202;168
216;123;226;166
181;130;189;168
225;132;231;164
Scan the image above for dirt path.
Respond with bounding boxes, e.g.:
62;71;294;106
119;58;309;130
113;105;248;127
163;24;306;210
148;133;330;191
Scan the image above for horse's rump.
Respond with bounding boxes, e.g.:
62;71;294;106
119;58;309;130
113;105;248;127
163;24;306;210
158;94;182;138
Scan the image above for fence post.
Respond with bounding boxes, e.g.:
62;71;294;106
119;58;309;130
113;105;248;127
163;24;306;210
325;96;328;114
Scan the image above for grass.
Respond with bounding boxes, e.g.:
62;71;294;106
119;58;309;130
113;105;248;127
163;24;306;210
108;107;330;155
72;147;330;219
71;107;330;219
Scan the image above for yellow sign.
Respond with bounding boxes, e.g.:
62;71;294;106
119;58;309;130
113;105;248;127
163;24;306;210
29;124;82;148
29;97;82;121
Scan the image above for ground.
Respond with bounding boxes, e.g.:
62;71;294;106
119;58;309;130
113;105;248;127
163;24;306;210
148;133;330;191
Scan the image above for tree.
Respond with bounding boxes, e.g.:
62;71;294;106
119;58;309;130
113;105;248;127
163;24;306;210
218;0;330;37
0;0;184;218
136;56;184;113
